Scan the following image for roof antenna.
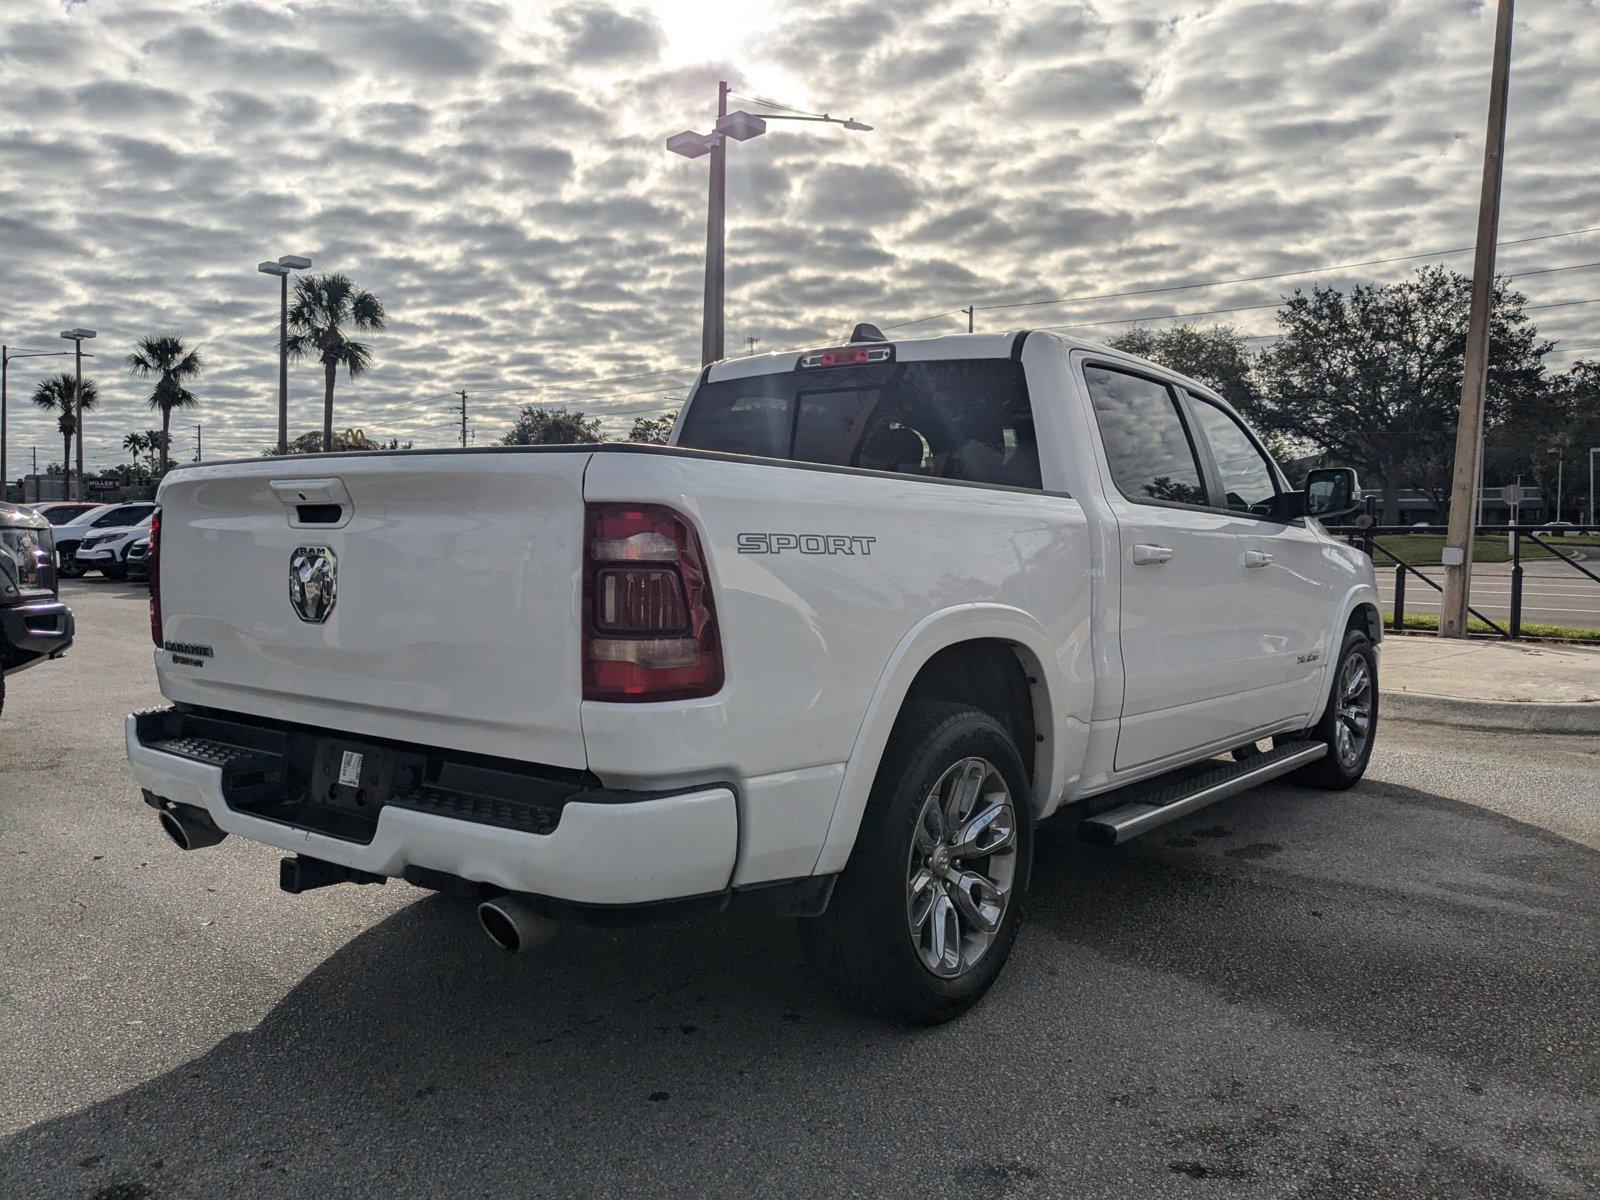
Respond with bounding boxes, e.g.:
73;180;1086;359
849;323;888;343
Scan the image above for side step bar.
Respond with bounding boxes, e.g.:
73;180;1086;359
1078;741;1328;847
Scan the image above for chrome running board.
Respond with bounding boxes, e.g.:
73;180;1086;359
1078;742;1328;848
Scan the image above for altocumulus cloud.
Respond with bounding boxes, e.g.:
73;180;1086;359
0;0;1595;466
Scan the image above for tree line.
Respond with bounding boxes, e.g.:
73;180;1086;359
1105;266;1596;523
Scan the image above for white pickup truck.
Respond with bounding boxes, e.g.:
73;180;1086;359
127;328;1379;1023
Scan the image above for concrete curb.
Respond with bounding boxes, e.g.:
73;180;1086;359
1384;689;1600;734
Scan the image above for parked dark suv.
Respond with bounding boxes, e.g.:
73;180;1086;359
1;502;75;714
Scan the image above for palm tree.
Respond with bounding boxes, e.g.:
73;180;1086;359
122;431;148;468
285;273;387;452
31;374;98;498
127;335;204;473
143;428;166;471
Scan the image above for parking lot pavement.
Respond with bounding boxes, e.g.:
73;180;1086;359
3;582;1597;1199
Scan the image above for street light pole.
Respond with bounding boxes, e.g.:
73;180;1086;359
668;89;872;366
701;81;729;366
1440;0;1514;637
58;328;97;502
259;255;312;456
1590;446;1599;528
1;345;71;501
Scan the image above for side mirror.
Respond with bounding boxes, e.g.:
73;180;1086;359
1304;467;1362;521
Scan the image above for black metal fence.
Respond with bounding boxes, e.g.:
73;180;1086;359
1339;523;1600;640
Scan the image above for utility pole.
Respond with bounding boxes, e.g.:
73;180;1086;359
458;390;469;448
1440;0;1514;638
744;335;760;356
964;306;975;333
195;423;203;463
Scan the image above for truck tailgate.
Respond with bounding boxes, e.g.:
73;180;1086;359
154;451;590;769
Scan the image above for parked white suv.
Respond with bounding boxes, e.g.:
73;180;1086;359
127;329;1379;1022
75;514;153;579
54;502;156;577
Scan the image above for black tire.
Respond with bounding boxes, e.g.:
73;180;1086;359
102;562;127;580
1289;627;1378;789
800;701;1033;1025
57;557;86;579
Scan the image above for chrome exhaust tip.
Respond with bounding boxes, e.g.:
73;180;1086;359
158;803;227;851
477;894;558;954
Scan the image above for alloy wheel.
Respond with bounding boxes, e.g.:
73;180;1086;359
905;757;1018;978
1334;651;1373;768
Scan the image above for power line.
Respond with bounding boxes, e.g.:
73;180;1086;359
1547;344;1600;355
1507;261;1600;279
973;226;1600;315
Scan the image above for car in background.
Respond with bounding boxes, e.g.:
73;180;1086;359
0;501;74;714
1542;521;1580;537
75;514;154;579
29;502;101;525
52;501;156;577
124;534;152;584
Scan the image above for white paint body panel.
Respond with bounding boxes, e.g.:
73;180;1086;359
135;332;1377;904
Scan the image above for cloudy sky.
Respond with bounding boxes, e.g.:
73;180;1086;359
1;0;1596;470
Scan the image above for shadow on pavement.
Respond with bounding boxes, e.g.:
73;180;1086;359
4;783;1595;1199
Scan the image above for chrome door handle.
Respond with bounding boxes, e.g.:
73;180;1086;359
1132;544;1173;566
1243;550;1274;568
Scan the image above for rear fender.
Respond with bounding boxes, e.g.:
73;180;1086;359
811;604;1081;875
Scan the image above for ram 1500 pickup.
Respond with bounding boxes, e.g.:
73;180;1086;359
127;328;1380;1023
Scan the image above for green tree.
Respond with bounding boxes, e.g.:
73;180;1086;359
122;431;148;467
126;335;204;473
1107;324;1259;413
628;411;677;443
1252;266;1551;523
143;429;168;471
501;405;605;445
265;427;386;456
30;373;98;498
285;273;388;453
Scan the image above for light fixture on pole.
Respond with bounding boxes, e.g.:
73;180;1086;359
259;255;312;456
2;344;71;501
667;86;872;365
58;328;96;501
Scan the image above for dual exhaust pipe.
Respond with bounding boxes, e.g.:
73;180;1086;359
153;797;554;953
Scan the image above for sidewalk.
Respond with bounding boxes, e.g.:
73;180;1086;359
1381;634;1600;733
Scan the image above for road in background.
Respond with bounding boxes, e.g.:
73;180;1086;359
1373;558;1600;630
2;582;1596;1198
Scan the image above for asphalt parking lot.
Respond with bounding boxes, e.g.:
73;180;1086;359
2;580;1597;1199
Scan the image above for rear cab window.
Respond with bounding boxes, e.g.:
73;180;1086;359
677;356;1043;490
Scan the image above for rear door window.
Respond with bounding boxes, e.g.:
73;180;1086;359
1082;365;1208;506
678;358;1042;489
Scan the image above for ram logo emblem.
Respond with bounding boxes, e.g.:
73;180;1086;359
289;545;338;623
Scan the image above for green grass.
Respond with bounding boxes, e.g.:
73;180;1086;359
1386;612;1600;642
1368;533;1599;566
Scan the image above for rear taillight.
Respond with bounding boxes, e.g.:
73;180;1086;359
583;503;723;702
148;509;162;648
